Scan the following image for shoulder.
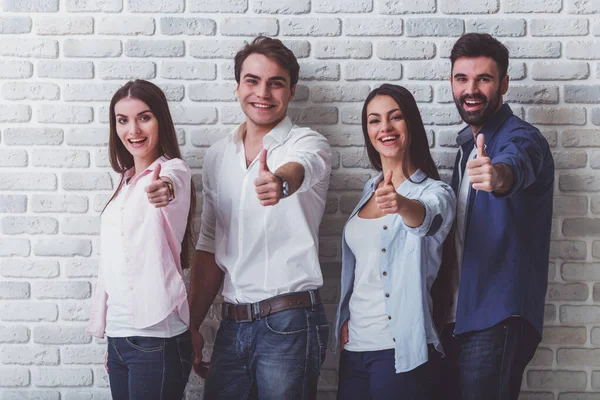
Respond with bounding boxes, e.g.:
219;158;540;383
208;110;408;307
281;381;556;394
286;125;330;148
161;157;189;172
500;114;546;143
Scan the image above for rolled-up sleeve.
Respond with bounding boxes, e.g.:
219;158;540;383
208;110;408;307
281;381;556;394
404;180;456;239
195;150;216;253
280;129;332;194
157;158;192;224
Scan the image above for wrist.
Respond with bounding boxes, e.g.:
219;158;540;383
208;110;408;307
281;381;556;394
274;174;289;199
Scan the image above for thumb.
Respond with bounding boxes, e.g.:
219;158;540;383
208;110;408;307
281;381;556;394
259;149;270;175
384;169;393;187
152;163;161;181
477;134;487;158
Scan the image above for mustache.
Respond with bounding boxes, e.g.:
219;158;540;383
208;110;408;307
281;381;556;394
459;94;488;104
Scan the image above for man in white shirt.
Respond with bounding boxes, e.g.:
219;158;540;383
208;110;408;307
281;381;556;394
189;36;332;400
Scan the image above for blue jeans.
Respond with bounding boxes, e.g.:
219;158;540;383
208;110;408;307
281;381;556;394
204;303;329;400
440;317;541;400
337;347;440;400
107;330;193;400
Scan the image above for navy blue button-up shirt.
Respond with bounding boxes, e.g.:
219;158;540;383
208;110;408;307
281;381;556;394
451;104;554;336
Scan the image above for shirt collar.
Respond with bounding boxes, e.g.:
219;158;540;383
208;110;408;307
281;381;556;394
124;155;168;182
456;103;513;147
369;169;427;193
232;116;294;148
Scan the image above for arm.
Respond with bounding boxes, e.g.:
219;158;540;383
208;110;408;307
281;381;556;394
375;170;426;228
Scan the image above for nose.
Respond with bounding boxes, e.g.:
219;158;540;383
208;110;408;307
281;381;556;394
256;82;271;99
130;119;141;135
380;119;392;133
465;79;480;96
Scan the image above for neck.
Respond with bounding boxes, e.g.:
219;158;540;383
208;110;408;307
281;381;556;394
381;157;415;186
244;116;286;142
133;153;160;179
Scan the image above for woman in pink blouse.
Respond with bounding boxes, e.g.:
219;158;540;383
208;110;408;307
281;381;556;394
87;80;196;399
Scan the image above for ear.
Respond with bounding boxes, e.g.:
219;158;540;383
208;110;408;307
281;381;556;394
235;83;240;99
290;84;296;100
501;75;509;95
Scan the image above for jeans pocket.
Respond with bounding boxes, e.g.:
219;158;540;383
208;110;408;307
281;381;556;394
176;333;193;380
125;336;165;352
265;309;309;335
316;324;329;366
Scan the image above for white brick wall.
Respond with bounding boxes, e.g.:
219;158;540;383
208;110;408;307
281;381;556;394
0;1;598;398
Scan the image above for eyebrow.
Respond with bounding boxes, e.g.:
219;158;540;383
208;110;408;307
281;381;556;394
243;73;288;83
453;73;495;79
367;108;402;117
115;109;152;118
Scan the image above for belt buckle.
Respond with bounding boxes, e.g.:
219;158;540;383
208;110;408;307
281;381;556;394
236;303;253;323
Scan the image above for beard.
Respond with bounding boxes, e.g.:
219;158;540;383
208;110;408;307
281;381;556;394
453;86;503;127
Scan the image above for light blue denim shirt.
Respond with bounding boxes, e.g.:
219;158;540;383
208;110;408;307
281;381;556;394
334;169;456;373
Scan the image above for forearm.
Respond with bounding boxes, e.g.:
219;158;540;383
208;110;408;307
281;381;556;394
397;197;426;228
188;250;224;330
274;162;305;196
493;163;514;195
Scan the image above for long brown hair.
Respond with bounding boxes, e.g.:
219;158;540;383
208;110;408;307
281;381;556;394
106;79;196;270
361;84;440;182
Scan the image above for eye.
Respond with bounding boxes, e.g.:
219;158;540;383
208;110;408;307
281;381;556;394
478;77;491;82
117;117;127;124
139;114;151;122
368;119;380;124
270;81;284;87
391;114;403;121
456;77;467;83
245;78;258;84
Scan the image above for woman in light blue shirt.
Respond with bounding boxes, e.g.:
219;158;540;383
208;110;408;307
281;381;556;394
334;84;456;399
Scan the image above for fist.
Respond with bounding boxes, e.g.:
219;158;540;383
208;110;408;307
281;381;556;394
467;134;498;192
375;170;400;214
145;163;171;208
254;149;283;206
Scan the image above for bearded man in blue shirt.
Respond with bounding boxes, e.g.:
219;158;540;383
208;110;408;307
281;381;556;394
438;33;555;400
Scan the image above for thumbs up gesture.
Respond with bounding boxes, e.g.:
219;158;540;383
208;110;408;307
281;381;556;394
254;149;283;206
467;134;497;192
145;163;170;208
375;170;401;214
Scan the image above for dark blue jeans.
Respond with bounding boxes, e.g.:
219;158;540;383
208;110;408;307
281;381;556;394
337;347;440;400
204;303;329;400
107;330;193;400
440;317;541;400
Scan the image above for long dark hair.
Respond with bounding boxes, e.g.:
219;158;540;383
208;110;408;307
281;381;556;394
361;84;440;181
106;80;196;270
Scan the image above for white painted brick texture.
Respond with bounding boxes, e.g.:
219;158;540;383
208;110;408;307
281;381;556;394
0;1;598;398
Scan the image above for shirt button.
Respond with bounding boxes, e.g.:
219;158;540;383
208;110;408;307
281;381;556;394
381;248;386;253
388;316;392;320
393;338;396;342
383;271;387;276
385;293;390;298
129;285;133;290
125;258;130;263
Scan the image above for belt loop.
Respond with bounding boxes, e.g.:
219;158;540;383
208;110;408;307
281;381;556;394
223;303;229;321
253;302;261;319
308;290;316;311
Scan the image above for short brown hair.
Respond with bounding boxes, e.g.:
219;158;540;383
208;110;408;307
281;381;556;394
234;36;299;88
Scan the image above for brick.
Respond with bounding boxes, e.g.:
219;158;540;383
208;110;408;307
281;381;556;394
546;283;588;301
33;281;91;300
66;259;98;278
553;196;588;216
316;0;373;12
379;0;435;14
531;18;589;36
311;84;371;102
560;393;600;400
0;368;29;387
0;60;33;78
559;348;600;366
95;149;109;167
560;305;600;323
34;326;91;345
504;40;561;58
545;304;556;323
527;370;586;390
1;259;59;278
593;195;600;213
281;40;310;58
567;0;600;14
466;18;525;36
64;392;111;400
97;61;155;80
529;347;553;366
64;0;122;12
541;129;557;147
1;346;59;365
65;128;109;147
62;346;105;364
563;129;600;147
34;368;92;387
161;61;215;80
190;39;246;59
189;83;236;102
505;0;561;12
329;173;370;190
0;325;29;343
2;0;58;11
0;303;57;322
62;216;100;235
376;40;435;60
37;61;93;79
340;148;370;168
62;172;112;190
594;108;600;125
527;107;586;125
340;106;362;125
128;0;183;12
0;16;32;33
31;195;88;213
563;218;600;236
34;239;92;257
560;173;600;192
0;195;27;213
97;16;154;35
125;39;184;57
432;150;458;169
590;151;600;169
406;18;463;37
37;105;93;124
0;104;31;122
591;327;600;344
36;16;93;35
160;17;215;35
504;85;558;104
170;106;217;125
2;217;58;235
541;326;586;345
520;393;554;400
0;149;27;167
288;107;338;125
61;302;91;322
254;0;308;13
299;61;340;81
281;18;341;36
420;107;462;125
567;41;600;59
344;17;403;36
189;0;247;12
0;282;30;299
64;83;119;102
550;240;586;260
64;39;121;58
31;150;90;168
0;173;56;191
344;62;402;81
532;61;589;80
441;0;498;13
552;150;587;169
565;85;600;103
221;17;278;36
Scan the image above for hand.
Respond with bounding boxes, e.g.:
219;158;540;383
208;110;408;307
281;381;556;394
191;328;210;378
104;351;108;372
145;164;170;208
254;149;283;207
375;170;400;214
467;134;498;192
340;319;349;350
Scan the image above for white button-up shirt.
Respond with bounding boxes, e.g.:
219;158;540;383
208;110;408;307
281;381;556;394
195;116;332;304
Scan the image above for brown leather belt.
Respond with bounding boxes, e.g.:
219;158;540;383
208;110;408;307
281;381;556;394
222;290;321;322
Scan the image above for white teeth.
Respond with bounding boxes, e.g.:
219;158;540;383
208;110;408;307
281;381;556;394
129;138;146;143
253;103;271;109
380;136;397;142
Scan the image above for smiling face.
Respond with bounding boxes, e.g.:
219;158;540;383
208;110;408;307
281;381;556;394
114;97;161;169
451;56;508;133
366;95;409;163
235;53;296;135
